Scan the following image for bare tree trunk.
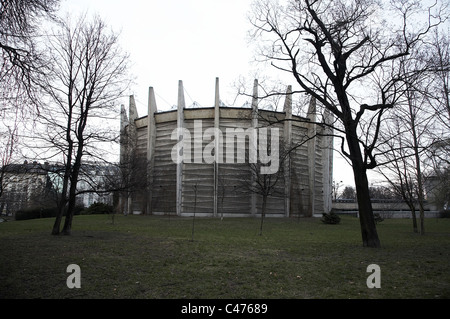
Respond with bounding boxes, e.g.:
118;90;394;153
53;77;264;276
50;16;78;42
352;165;381;247
408;91;426;235
259;194;267;236
415;159;426;235
62;130;84;235
51;161;71;235
409;205;418;233
51;212;63;235
61;171;79;235
191;184;197;242
347;125;380;248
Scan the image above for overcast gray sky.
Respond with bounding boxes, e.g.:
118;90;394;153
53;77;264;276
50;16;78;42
60;0;254;112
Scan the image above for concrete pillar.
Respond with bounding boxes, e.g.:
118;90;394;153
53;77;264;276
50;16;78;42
147;87;157;214
251;79;258;216
322;107;333;214
127;95;138;215
119;104;128;214
129;95;139;122
214;77;220;217
176;80;185;216
307;96;316;217
283;85;292;217
119;104;128;166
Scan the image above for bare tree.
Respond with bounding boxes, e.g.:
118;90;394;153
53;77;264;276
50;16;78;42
1;0;60;204
1;0;59;107
249;161;285;236
248;0;447;247
428;29;450;127
379;115;423;233
105;156;151;216
332;180;343;201
378;27;450;234
426;29;450;208
27;14;130;235
378;63;433;234
241;132;286;236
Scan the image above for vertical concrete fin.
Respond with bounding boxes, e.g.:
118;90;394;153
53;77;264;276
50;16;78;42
283;85;292;115
178;80;186;110
120;104;128;131
322;106;333;215
283;85;292;217
148;87;157;116
250;79;258;215
307;96;317;217
215;77;220;109
251;79;258;125
214;77;220;217
176;80;185;216
119;104;128;214
129;95;139;122
119;104;128;165
147;86;157;162
126;95;138;216
307;95;316;123
147;87;157;215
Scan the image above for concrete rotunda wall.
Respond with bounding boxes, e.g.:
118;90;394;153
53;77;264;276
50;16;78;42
120;78;333;218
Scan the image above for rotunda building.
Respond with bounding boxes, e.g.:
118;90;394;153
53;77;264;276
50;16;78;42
120;78;333;218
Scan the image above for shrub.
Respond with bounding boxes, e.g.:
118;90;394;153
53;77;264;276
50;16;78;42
15;205;84;221
81;202;113;215
439;210;450;218
374;213;384;224
321;212;341;224
15;207;59;221
15;209;40;221
73;205;85;216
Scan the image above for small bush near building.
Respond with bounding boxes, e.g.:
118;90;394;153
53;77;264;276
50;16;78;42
374;213;384;224
439;210;450;218
81;202;113;215
321;211;341;224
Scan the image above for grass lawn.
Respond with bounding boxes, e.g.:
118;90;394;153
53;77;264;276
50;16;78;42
0;214;449;299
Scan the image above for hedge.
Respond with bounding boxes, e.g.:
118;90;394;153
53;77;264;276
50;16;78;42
15;206;84;221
